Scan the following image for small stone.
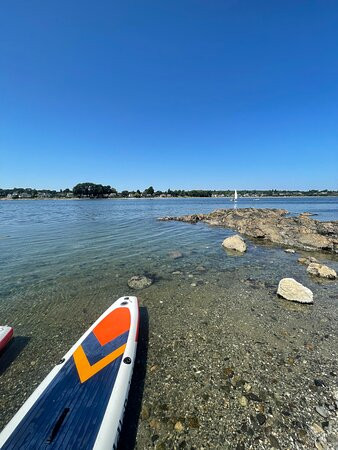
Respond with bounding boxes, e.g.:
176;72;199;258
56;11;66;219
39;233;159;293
315;405;329;418
196;265;206;272
172;271;182;275
239;396;248;407
174;421;184;432
222;235;247;253
188;416;199;428
268;435;281;449
298;256;318;265
168;250;183;259
246;392;262;402
310;422;324;434
285;249;295;253
277;278;313;304
141;405;150;420
149;418;161;430
244;383;252;392
191;283;197;287
256;413;266;425
314;379;325;387
315;441;324;450
155;443;166;450
223;367;234;378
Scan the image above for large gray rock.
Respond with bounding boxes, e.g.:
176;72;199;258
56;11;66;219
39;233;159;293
222;235;247;252
307;263;337;280
277;278;313;304
128;275;153;290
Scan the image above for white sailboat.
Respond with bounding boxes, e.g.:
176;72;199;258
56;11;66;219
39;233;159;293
231;189;238;202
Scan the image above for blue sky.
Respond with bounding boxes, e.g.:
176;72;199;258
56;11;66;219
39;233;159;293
1;0;337;190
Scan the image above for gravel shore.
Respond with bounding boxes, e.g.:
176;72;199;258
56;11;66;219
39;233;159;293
1;248;337;449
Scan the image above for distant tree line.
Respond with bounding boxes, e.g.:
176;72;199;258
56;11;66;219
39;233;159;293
1;184;337;199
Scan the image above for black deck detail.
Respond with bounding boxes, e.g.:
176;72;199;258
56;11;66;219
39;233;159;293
47;408;70;443
2;331;129;449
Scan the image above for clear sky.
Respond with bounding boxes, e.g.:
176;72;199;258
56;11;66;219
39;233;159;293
1;1;337;191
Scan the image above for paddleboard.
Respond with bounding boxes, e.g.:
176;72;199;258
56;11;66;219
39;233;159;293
0;296;139;449
0;326;13;352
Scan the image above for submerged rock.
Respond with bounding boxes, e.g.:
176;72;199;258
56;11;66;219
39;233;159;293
307;263;337;280
285;248;296;253
298;256;319;265
159;208;338;253
168;250;183;259
127;275;153;290
277;278;313;304
222;235;247;252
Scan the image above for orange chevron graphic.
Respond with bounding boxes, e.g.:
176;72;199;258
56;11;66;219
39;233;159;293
73;343;126;383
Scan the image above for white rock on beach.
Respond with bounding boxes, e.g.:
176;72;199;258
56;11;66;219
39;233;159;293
222;235;247;253
307;263;337;280
277;278;313;304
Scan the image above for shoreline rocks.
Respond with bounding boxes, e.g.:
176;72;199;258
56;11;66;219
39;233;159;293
159;208;338;253
277;278;314;304
307;263;337;280
222;235;247;253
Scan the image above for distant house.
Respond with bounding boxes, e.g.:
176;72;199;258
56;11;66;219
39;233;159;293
18;192;32;199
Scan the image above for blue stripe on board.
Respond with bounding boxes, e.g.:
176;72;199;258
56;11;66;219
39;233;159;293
2;332;128;449
82;330;129;366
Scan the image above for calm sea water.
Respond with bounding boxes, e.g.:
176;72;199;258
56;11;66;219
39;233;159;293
1;196;338;437
0;197;337;300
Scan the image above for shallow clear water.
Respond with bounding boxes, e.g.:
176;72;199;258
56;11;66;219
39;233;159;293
0;197;337;298
0;198;338;447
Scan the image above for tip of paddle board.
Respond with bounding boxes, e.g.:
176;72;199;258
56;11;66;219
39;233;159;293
0;297;139;450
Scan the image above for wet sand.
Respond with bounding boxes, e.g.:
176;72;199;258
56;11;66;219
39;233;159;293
1;246;337;449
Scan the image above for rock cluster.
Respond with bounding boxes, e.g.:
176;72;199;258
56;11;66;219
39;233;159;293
159;208;338;253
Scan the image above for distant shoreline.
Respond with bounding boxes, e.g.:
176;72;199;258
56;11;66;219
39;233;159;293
1;195;338;201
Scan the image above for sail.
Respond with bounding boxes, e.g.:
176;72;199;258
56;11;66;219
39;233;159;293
234;190;238;200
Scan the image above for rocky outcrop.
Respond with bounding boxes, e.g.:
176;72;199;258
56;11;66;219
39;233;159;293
159;208;338;253
307;263;337;280
222;235;247;252
277;278;314;304
128;275;153;290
